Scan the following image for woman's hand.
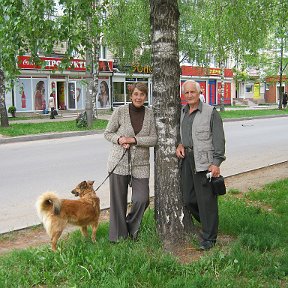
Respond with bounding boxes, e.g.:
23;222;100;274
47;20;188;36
118;136;136;149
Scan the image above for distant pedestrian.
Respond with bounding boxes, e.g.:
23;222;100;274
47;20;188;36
282;92;287;109
199;91;206;103
49;93;55;119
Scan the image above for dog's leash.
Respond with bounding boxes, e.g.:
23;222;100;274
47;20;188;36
95;149;128;191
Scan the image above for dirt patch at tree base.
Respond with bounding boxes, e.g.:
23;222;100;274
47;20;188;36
1;161;287;261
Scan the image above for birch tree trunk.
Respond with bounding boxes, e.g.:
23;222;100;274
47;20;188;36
0;69;9;127
85;11;101;127
150;0;194;247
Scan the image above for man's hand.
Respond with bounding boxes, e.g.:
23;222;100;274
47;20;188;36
176;144;185;159
208;164;220;177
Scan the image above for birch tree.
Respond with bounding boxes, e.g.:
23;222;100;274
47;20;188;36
150;0;194;246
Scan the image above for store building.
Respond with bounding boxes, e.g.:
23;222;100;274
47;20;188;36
180;65;234;105
112;64;234;107
6;56;234;112
264;76;287;104
6;55;87;113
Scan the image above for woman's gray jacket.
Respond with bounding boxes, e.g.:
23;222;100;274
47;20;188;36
104;105;157;178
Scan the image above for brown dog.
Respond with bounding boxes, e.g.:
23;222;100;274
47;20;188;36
36;180;100;251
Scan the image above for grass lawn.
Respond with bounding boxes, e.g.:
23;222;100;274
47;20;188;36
219;108;288;119
0;179;287;287
0;119;108;137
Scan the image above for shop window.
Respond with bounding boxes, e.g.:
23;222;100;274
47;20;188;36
126;82;134;102
76;82;83;109
97;79;110;108
15;78;33;111
245;84;253;93
113;82;125;103
68;82;76;109
33;79;48;111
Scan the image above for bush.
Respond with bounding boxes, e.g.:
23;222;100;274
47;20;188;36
8;106;16;117
75;111;88;128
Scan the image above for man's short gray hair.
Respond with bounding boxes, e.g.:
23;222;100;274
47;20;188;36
182;80;201;93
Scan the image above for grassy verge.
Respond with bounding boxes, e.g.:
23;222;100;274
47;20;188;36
220;108;288;119
0;179;287;287
0;119;108;137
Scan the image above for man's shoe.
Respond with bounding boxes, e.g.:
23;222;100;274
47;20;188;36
129;232;138;241
199;240;215;251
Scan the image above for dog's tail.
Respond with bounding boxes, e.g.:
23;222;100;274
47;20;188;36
36;192;62;219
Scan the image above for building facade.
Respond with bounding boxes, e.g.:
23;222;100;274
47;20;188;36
6;56;234;113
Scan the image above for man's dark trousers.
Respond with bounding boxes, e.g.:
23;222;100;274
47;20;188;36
181;149;218;242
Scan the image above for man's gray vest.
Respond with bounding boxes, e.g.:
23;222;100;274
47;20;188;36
180;103;214;172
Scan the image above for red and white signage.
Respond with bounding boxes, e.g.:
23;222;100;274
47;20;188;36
18;55;86;71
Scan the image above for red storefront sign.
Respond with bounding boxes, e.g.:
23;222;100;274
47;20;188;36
17;56;86;71
181;66;233;78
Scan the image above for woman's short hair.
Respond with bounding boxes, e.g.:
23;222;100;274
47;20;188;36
130;82;148;96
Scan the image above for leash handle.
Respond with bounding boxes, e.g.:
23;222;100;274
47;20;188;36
95;149;128;191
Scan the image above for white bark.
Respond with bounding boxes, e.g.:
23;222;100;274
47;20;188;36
150;0;194;244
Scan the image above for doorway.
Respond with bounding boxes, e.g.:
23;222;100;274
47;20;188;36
57;82;66;110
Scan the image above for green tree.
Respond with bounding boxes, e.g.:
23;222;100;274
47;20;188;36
0;0;57;127
0;0;107;127
55;0;106;125
262;0;288;109
104;0;151;69
181;0;272;110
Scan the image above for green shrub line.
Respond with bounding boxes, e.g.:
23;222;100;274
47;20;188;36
0;179;288;287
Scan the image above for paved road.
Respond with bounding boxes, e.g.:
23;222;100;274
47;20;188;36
0;115;288;234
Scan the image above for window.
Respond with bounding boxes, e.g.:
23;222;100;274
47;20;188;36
113;82;124;103
245;84;253;93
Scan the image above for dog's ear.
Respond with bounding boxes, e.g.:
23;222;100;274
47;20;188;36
87;180;94;186
79;181;88;189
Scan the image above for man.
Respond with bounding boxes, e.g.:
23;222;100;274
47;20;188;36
282;92;287;109
199;90;206;102
176;80;226;250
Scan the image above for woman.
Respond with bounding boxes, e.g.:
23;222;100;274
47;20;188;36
98;81;109;108
104;83;157;242
48;93;56;119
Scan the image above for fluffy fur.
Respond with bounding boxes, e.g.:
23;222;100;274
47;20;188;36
36;180;100;251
